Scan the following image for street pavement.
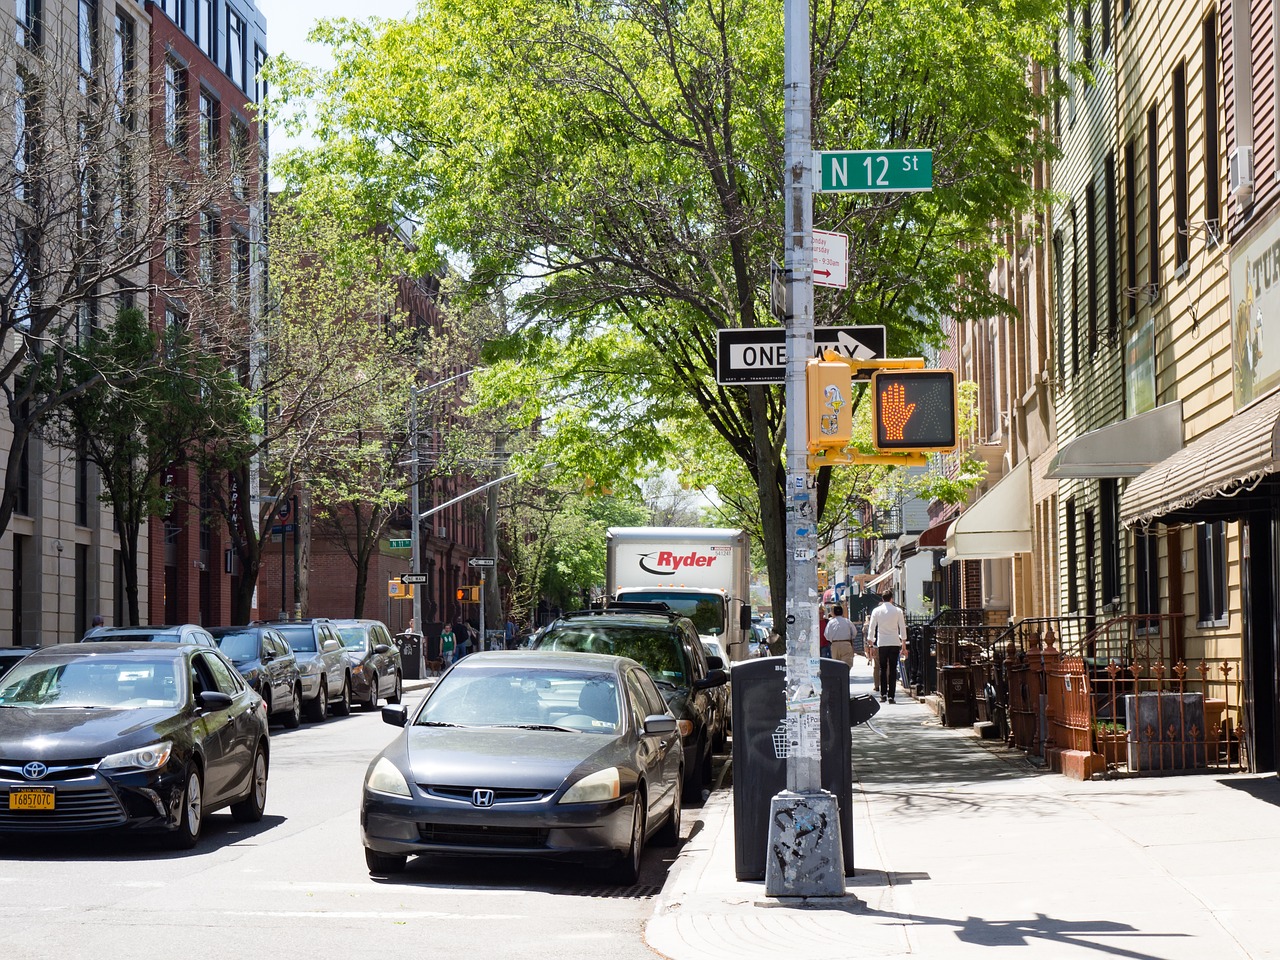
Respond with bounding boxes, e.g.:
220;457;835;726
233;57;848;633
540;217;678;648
645;658;1280;960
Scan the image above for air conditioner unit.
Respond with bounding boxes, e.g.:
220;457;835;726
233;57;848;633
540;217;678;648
436;525;448;539
1229;145;1254;201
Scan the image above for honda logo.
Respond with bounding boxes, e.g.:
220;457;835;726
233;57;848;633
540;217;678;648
471;788;495;807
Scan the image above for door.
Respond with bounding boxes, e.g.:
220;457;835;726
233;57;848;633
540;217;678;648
629;667;678;812
199;651;260;803
189;653;238;803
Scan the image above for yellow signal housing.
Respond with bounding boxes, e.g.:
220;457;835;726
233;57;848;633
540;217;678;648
806;358;853;449
388;581;414;599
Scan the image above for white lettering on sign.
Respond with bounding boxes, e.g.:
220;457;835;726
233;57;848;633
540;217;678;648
729;341;788;369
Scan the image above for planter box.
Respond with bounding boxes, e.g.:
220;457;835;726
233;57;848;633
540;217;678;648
1124;693;1208;771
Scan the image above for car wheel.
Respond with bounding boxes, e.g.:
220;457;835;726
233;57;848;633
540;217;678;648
388;673;402;705
608;793;645;885
167;766;204;850
305;683;328;723
653;775;682;847
231;745;268;823
365;847;407;874
282;687;302;729
363;675;379;711
332;676;352;716
681;738;704;803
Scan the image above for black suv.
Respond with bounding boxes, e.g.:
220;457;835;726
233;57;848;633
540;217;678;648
534;603;728;802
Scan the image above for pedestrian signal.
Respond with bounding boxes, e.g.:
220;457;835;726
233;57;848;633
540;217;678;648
388;581;413;599
455;586;480;602
806;358;853;449
871;369;957;453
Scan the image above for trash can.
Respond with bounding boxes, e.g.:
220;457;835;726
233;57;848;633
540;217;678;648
396;633;422;680
730;656;854;880
939;664;974;727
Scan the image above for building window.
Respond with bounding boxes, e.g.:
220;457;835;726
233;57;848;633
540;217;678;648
199;210;219;286
1146;104;1159;290
15;410;31;517
1084;507;1097;616
76;286;98;345
197;0;215;58
229;117;248;199
1196;521;1228;625
1203;14;1220;239
1105;151;1118;341
112;11;135;124
1086;180;1098;354
75;543;90;641
164;59;185;150
1100;479;1120;606
1053;230;1065;383
1066;498;1079;611
1070;205;1079;375
254;44;267;104
78;0;97;80
231;233;250;307
226;8;245;89
12;226;36;330
1124;137;1137;318
75;437;90;526
1135;528;1159;630
1173;62;1189;270
1101;0;1111;52
15;69;34;203
198;90;218;173
1082;1;1092;67
164;185;184;277
17;0;40;50
13;536;28;641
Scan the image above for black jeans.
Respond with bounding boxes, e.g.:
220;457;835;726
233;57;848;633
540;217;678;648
877;645;901;700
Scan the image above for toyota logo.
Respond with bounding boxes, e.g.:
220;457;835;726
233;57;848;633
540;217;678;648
22;762;48;781
471;788;495;807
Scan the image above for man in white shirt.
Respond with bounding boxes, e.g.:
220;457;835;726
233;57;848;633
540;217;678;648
868;589;908;703
825;604;856;666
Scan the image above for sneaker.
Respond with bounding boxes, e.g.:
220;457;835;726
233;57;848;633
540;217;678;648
879;696;886;703
888;699;896;704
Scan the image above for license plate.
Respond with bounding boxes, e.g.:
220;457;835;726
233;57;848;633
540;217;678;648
8;787;55;811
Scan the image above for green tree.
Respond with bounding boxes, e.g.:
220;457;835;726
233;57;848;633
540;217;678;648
267;0;1061;629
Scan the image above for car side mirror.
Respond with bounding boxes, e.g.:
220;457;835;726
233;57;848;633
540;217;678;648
373;644;391;654
739;605;753;630
643;715;678;737
261;650;273;663
694;668;728;690
382;705;408;727
197;690;233;711
706;655;725;671
322;638;341;653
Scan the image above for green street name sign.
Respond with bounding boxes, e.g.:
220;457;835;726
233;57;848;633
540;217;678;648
816;149;933;193
388;538;411;549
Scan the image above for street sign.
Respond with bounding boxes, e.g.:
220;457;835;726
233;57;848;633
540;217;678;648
270;523;296;535
816;149;933;193
770;258;789;320
387;538;411;549
716;326;886;385
399;573;428;584
468;557;496;568
812;230;848;289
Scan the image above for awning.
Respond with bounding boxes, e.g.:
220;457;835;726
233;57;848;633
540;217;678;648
946;459;1033;560
1121;390;1280;526
1045;402;1184;479
918;518;951;549
863;569;894;591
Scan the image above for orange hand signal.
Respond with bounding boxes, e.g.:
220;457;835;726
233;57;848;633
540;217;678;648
880;382;916;441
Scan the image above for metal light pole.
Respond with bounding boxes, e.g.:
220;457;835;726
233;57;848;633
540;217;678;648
409;385;424;636
763;0;845;898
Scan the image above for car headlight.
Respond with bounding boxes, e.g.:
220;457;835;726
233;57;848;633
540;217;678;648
99;741;173;772
366;757;411;797
560;767;620;804
297;660;319;676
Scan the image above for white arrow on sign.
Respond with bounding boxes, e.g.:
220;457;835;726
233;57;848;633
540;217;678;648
468;557;496;567
831;330;875;361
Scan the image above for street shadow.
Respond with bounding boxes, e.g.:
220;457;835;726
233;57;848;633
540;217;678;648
0;813;288;861
1216;774;1280;807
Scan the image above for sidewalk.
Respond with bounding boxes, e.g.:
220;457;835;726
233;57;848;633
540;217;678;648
648;660;1280;960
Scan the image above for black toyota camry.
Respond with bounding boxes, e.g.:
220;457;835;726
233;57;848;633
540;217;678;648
0;642;270;849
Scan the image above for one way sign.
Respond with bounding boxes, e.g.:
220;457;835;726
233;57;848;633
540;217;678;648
716;326;886;385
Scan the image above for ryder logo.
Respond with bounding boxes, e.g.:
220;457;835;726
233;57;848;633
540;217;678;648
638;550;720;576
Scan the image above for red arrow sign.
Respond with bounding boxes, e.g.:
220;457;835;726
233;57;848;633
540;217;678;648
814;269;831;278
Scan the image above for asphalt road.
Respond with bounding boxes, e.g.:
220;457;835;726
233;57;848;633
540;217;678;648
0;695;706;960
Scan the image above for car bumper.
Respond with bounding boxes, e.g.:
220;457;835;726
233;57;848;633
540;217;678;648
299;673;322;701
361;789;635;862
0;765;188;835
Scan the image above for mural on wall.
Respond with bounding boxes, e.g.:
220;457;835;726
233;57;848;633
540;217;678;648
1231;208;1280;408
1125;319;1156;416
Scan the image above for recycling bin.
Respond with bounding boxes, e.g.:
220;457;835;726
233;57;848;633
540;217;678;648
730;656;854;880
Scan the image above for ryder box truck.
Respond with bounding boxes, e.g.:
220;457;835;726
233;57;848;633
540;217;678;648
605;527;753;662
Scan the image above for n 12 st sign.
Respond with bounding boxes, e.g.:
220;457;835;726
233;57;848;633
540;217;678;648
716;326;886;385
816;149;933;193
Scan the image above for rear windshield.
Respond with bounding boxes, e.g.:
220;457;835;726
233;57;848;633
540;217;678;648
539;626;689;686
275;626;317;652
337;626;368;649
212;631;259;662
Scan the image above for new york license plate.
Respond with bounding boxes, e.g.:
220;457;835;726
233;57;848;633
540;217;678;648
8;787;55;811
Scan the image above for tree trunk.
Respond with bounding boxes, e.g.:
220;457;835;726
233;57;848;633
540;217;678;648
119;520;143;626
297;488;311;617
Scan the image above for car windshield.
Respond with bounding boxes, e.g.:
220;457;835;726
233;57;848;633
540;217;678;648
615;591;725;636
83;631;174;643
0;657;183;708
336;627;368;650
276;626;317;652
539;625;689;687
212;631;260;662
419;665;621;734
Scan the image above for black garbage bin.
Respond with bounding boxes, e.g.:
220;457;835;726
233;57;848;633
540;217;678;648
730;656;854;880
939;664;974;727
396;633;422;680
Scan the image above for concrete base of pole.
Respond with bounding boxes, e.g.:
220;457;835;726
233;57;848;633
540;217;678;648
763;789;845;898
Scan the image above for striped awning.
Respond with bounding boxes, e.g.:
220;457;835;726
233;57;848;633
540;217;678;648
1121;391;1280;526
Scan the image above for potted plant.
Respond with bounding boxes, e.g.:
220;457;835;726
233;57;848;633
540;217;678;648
1094;720;1127;767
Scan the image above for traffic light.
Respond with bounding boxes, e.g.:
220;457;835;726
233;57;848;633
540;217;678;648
871;369;958;453
806;358;853;449
388;581;413;599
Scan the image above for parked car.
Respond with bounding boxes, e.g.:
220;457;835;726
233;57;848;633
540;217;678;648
254;619;351;722
0;641;269;848
331;619;403;711
534;604;728;802
80;624;217;646
209;625;303;729
0;646;38;678
363;650;682;883
700;638;731;750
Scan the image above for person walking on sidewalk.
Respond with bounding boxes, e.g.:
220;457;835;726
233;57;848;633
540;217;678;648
825;604;857;667
868;589;908;703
